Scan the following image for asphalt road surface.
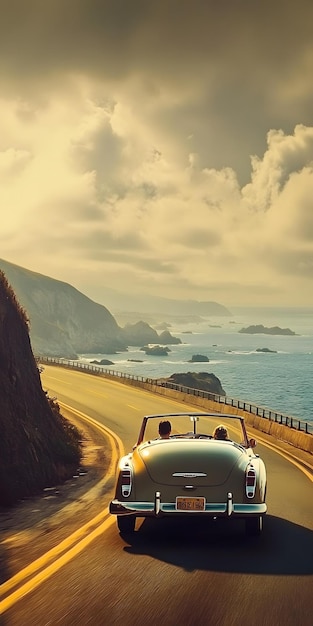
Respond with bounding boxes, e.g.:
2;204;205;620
1;365;313;626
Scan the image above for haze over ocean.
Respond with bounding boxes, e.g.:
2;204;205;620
80;307;313;425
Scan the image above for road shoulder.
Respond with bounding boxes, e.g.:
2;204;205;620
0;414;111;580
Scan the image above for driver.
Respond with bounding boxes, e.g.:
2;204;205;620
158;420;172;439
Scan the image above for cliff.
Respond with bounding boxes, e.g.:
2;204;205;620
0;260;184;358
0;271;82;506
0;259;127;358
0;259;228;359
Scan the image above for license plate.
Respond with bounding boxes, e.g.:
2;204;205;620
176;497;205;511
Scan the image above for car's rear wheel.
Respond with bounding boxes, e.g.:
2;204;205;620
245;515;263;536
117;515;136;534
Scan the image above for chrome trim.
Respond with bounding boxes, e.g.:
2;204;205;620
227;492;233;516
155;491;161;516
110;499;267;517
172;472;207;478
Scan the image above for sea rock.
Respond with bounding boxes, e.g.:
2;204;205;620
256;348;277;353
158;330;182;345
239;324;296;336
127;359;144;362
90;359;114;365
166;372;225;396
122;322;181;347
188;354;210;362
141;345;171;356
121;321;159;345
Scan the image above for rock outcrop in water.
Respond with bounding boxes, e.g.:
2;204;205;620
239;324;296;336
141;345;171;356
256;347;277;353
158;330;182;345
121;321;159;345
188;354;210;362
165;372;225;396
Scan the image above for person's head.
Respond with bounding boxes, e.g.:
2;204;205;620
213;424;228;440
158;420;171;439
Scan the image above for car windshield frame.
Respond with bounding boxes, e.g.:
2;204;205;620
136;412;249;447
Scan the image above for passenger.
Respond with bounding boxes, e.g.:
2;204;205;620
158;420;172;439
213;424;229;440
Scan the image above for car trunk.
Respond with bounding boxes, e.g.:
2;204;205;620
137;440;245;487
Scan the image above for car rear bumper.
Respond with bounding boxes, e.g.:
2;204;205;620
110;491;267;518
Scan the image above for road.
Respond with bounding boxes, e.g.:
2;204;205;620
1;365;313;626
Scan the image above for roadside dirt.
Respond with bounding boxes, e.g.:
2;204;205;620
0;416;112;581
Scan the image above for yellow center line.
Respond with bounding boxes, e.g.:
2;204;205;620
2;399;311;615
0;513;115;614
0;404;124;613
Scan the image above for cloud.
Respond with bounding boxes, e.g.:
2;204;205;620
242;125;313;211
1;2;313;305
1;2;313;180
1;81;313;305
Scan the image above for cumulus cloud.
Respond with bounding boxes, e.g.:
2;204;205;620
1;1;313;305
242;125;313;211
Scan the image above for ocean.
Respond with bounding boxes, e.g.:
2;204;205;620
79;307;313;425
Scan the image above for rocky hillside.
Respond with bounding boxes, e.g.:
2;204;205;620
0;260;184;358
0;258;127;358
0;271;82;506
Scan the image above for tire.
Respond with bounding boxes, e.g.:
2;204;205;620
117;515;136;534
245;516;263;536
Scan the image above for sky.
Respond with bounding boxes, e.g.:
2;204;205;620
1;0;313;308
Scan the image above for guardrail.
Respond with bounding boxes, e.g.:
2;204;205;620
38;356;313;436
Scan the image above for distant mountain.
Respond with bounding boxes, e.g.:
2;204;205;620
82;286;232;318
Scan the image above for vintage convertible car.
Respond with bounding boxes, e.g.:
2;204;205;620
109;412;267;536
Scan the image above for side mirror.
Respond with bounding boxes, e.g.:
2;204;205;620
249;438;257;448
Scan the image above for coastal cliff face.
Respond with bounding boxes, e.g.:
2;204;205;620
0;259;127;358
0;272;81;506
0;259;230;360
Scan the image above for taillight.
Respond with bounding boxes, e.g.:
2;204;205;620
121;465;132;497
245;465;256;498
